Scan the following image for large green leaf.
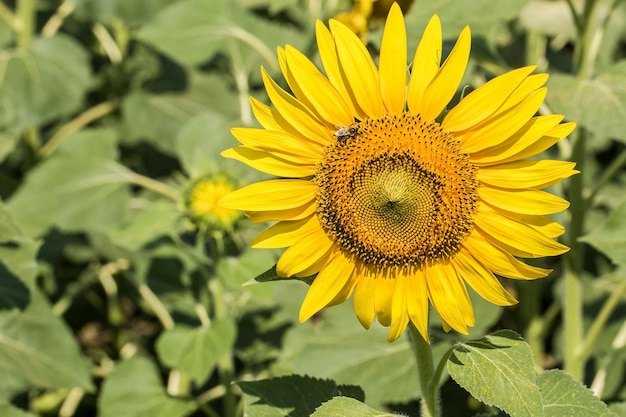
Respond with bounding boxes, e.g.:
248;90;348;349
136;0;303;69
547;62;626;143
99;357;191;417
0;291;94;393
155;319;237;385
447;330;544;417
580;201;626;266
7;156;133;237
311;397;395;417
0;35;92;130
0;202;41;310
0;404;35;417
239;375;362;417
121;72;238;155
538;370;617;417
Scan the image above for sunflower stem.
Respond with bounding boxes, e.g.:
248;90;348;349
408;323;440;417
563;128;586;381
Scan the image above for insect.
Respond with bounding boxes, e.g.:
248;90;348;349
334;124;361;142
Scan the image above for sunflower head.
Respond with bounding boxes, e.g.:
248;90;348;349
220;4;576;342
185;176;240;231
334;0;415;40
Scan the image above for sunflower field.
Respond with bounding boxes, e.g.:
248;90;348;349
1;0;626;416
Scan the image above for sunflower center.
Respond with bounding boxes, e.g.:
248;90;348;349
315;112;479;267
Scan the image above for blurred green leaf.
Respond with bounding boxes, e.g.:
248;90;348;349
447;330;543;417
547;62;626;142
218;247;281;303
136;0;303;69
609;402;626;417
0;35;92;130
55;127;119;159
537;370;616;417
156;319;237;385
311;397;394;417
0;403;35;417
176;112;232;177
105;200;178;252
99;357;191;417
580;201;626;266
121;72;238;155
7;156;132;237
519;1;575;39
73;0;174;26
0;202;40;310
0;290;94;393
239;374;360;417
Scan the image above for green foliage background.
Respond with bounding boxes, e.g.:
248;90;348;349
0;0;625;416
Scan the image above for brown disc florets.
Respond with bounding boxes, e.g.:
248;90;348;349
315;113;479;267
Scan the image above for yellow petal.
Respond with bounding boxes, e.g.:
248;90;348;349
247;201;316;223
354;271;375;329
460;88;547;154
477;160;578;189
250;97;282;131
284;45;354;125
479;186;570;215
407;15;442;114
473;207;569;257
251;214;319;248
426;262;472;334
388;269;410;342
261;67;332;146
330;19;386;117
469;115;563;165
379;3;407;114
419;26;471;121
499;122;575;164
406;267;430;343
463;229;551;279
315;20;359;117
219;179;316;211
443;66;536;132
299;252;355;321
374;276;396;327
327;271;358;307
501;73;549;110
452;250;518;306
221;147;316;178
231;127;324;161
277;228;335;277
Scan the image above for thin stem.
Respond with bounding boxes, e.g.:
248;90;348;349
92;23;123;63
407;323;440;417
586;147;626;205
39;101;116;158
16;0;35;48
577;278;626;361
58;387;84;417
41;0;75;37
138;283;175;330
563;129;586;381
0;2;20;32
127;172;181;202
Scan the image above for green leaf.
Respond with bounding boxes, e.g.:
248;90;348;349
155;319;237;385
104;200;178;252
55;127;120;159
0;290;94;393
99;357;191;417
7;156;133;237
609;402;626;417
121;73;238;155
0;35;92;130
74;0;174;26
580;201;626;266
274;300;448;404
311;397;395;417
547;63;626;142
0;202;40;310
239;375;360;417
0;403;35;417
538;369;617;417
175;112;233;177
447;330;544;417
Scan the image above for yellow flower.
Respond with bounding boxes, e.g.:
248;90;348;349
186;177;240;229
335;0;414;40
220;4;576;342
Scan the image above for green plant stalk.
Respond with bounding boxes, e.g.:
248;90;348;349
407;323;440;417
16;0;34;48
127;172;181;202
564;128;586;381
138;283;175;330
577;278;626;361
0;2;20;32
586;148;626;204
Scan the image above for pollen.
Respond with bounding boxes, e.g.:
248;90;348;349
315;112;479;267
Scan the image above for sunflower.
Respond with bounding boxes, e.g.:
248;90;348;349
185;176;240;229
220;4;576;342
